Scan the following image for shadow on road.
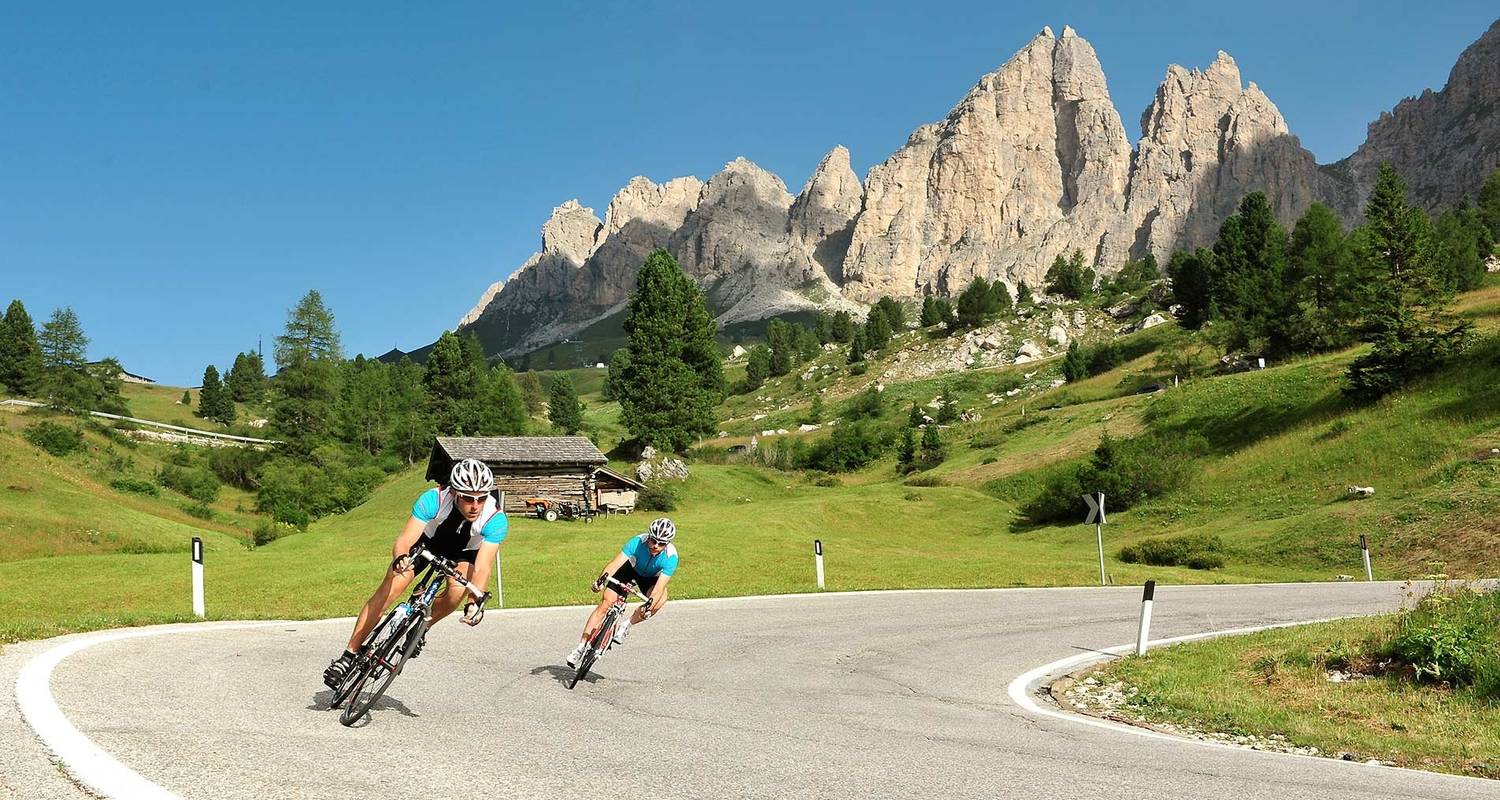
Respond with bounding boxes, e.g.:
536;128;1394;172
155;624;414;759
1068;645;1124;660
531;664;603;687
307;689;420;722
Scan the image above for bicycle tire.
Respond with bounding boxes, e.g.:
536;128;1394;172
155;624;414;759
567;608;617;689
340;614;427;726
328;606;406;709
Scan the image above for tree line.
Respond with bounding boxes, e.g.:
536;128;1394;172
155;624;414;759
0;301;127;415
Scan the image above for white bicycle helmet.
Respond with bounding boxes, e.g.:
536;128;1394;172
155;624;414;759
647;517;676;543
449;458;495;494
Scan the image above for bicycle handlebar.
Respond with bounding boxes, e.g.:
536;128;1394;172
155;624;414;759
602;576;652;610
414;547;488;603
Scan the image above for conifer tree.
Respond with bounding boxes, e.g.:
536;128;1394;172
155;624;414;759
874;296;905;330
1016;280;1034;306
422;330;478;435
847;328;866;364
547;374;584;435
920;296;940;327
918;423;946;470
198;365;235;425
386;357;434;463
742;344;771;393
830;310;855;342
270;290;341;452
517;370;545;414
864;307;892;351
602;349;630;401
935;385;959;424
1062;341;1089;383
897;425;917;473
0;300;43;396
37;307;93;411
227;350;268;405
618;250;722;451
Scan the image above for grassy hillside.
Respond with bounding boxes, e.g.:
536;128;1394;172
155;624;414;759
3;281;1498;645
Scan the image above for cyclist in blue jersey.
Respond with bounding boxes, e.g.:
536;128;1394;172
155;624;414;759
323;458;506;688
566;517;678;668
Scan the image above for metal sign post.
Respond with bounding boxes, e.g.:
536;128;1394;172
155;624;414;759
494;548;505;608
814;539;825;590
1360;534;1373;582
191;537;205;618
1083;492;1107;586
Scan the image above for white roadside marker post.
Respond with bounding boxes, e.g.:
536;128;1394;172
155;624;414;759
1136;580;1156;656
1083;492;1107;586
191;537;205;619
814;539;825;590
1361;534;1373;582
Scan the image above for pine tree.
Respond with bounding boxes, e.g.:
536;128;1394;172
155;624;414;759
1167;248;1216;329
766;319;795;376
338;356;390;454
227;351;268;405
422;330;479;435
476;366;526;435
830;310;855;342
602;349;630;401
517;370;545;414
908;401;925;427
805;394;824;424
1345;163;1465;399
897;425;917;473
814;312;834;344
918;424;946;470
547;374;585;434
198;365;235;425
270;290;342;452
743;344;771;392
0;300;43;396
874;296;905;330
847;328;866;364
37;307;93;411
1016;281;1034;306
920;296;940;327
956;276;995;330
1288;203;1359;350
618;250;721;451
935;386;959;424
1062;341;1089;383
1433;206;1492;293
1478;168;1500;240
864;307;892;351
386;356;434;463
181;390;192;407
1044;250;1094;299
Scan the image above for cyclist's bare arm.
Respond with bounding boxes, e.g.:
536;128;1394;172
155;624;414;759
465;540;501;597
644;575;670;616
390;516;426;571
593;553;629;591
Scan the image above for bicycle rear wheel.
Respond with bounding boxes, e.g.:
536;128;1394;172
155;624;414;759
340;614;427;726
567;609;617;689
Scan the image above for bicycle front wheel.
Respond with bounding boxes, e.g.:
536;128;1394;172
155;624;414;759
340;615;427;726
329;607;406;710
568;609;616;689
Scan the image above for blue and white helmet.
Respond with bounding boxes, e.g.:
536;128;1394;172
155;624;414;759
647;517;676;543
449;458;494;494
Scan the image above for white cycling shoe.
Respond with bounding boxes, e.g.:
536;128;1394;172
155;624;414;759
566;642;586;668
611;619;632;646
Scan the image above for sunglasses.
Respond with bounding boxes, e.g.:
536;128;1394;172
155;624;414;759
455;493;488;504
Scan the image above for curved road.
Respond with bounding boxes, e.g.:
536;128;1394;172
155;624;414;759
4;582;1495;799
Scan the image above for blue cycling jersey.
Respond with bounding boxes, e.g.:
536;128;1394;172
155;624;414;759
621;533;679;577
412;488;508;544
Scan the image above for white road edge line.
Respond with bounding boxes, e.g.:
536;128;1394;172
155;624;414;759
16;619;348;800
1005;618;1500;786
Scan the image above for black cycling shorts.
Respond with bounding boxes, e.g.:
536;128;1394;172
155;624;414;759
421;535;478;568
608;562;658;598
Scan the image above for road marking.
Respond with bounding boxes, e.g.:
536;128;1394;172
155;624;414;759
16;619;348;799
1005;618;1500;786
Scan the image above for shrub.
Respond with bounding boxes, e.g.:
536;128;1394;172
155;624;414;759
849;362;868;376
23;421;85;457
254;447;383;525
802;422;888;473
1086;342;1126;374
181;502;215;520
810;473;841;488
1021;432;1207;524
110;477;159;496
1118;534;1226;569
207;447;268;491
637;482;679;512
156;464;221;503
902;474;946;487
253;520;301;547
1380;586;1500;696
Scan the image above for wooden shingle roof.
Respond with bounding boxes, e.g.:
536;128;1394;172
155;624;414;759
434;436;607;465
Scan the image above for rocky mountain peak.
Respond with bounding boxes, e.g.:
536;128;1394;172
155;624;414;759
539;200;602;264
790;145;863;284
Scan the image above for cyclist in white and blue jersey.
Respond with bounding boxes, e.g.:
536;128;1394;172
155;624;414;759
566;518;678;667
323;459;507;688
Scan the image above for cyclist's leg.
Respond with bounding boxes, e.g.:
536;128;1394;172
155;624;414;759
344;564;419;651
428;559;476;623
581;588;620;640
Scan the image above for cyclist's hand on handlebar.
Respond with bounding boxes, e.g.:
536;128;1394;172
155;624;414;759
462;592;489;626
390;552;415;575
591;572;609;593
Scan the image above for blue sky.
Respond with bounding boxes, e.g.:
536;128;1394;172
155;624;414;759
2;1;1494;385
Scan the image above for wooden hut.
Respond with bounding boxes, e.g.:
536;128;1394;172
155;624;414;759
425;436;643;515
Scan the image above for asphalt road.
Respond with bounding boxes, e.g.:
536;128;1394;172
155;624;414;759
6;582;1496;799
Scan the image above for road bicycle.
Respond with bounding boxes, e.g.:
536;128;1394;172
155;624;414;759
329;546;488;725
567;576;651;690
